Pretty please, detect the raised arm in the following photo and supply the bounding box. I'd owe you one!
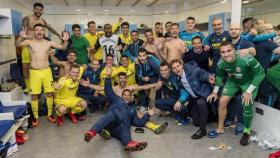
[129,83,157,92]
[50,31,69,50]
[42,19,60,38]
[15,28,31,47]
[49,49,65,67]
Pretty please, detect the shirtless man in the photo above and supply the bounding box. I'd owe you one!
[50,49,77,77]
[143,29,165,61]
[163,23,186,63]
[15,24,69,127]
[21,2,60,93]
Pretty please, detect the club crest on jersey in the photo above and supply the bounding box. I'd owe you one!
[222,88,227,94]
[236,67,241,72]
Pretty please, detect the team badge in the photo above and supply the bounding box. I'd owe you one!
[236,67,241,72]
[222,88,227,94]
[222,37,226,41]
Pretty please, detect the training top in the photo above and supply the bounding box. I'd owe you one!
[215,54,265,91]
[179,31,205,49]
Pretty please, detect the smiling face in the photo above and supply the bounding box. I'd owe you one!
[145,31,154,43]
[91,59,100,71]
[212,18,223,34]
[67,52,77,63]
[121,25,129,35]
[170,24,179,38]
[220,44,235,63]
[88,23,96,34]
[186,19,195,31]
[138,51,147,64]
[229,24,242,39]
[34,26,45,40]
[160,65,170,79]
[73,27,81,37]
[104,24,112,37]
[122,90,131,103]
[70,67,80,81]
[33,6,43,17]
[171,62,183,76]
[131,32,139,43]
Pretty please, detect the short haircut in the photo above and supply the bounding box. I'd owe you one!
[87,21,96,27]
[212,16,222,23]
[160,61,169,68]
[220,41,233,48]
[121,22,129,28]
[122,89,132,96]
[34,2,43,8]
[106,54,114,58]
[118,72,127,78]
[104,23,112,28]
[138,48,147,54]
[144,29,153,34]
[130,30,138,34]
[171,23,179,28]
[165,21,172,27]
[33,23,44,29]
[186,16,195,22]
[242,17,254,26]
[91,58,99,63]
[121,54,128,59]
[155,22,162,26]
[67,50,77,55]
[70,63,80,70]
[72,24,81,31]
[170,59,182,67]
[192,36,202,43]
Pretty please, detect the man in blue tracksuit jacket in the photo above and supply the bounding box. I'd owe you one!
[155,62,190,125]
[83,67,148,152]
[78,59,106,113]
[136,48,160,107]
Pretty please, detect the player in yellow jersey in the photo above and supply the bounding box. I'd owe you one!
[99,54,126,87]
[21,3,60,93]
[54,64,87,126]
[84,17,123,63]
[119,22,132,46]
[15,24,69,127]
[117,55,136,86]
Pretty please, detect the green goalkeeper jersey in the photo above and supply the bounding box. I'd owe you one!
[216,54,265,88]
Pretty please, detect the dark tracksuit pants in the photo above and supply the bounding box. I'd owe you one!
[138,76,160,107]
[79,93,106,112]
[155,97,188,120]
[91,111,131,146]
[190,97,208,131]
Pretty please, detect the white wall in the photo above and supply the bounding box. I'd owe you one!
[242,0,280,25]
[0,0,32,80]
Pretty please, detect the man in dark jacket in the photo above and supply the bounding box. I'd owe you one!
[171,59,215,139]
[136,48,160,107]
[83,66,147,152]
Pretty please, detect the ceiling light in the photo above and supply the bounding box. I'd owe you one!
[242,0,250,4]
[130,9,136,12]
[104,9,109,12]
[75,8,81,12]
[164,11,169,14]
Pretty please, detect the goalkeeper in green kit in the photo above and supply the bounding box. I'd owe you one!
[207,41,265,146]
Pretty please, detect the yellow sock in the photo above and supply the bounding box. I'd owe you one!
[46,96,54,116]
[145,121,161,132]
[24,79,30,92]
[31,100,39,119]
[71,106,83,114]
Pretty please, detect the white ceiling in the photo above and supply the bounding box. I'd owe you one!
[12,0,186,7]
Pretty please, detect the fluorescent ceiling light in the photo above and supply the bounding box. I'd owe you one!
[242,0,250,4]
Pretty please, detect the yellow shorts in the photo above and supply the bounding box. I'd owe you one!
[54,97,82,109]
[21,46,30,64]
[29,68,54,94]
